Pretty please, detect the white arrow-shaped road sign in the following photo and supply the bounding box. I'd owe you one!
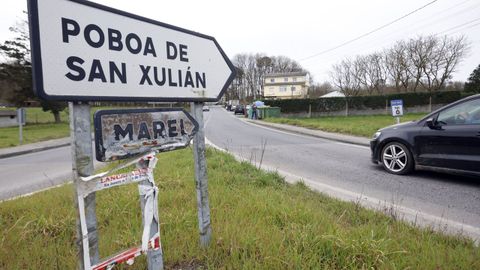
[28,0,236,102]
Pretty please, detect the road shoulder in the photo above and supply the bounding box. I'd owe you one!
[0,137,70,159]
[242,118,370,147]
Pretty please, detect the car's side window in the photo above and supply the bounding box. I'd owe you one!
[437,98,480,125]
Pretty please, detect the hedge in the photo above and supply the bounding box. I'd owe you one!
[263,91,470,113]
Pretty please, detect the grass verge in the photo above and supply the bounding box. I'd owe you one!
[0,123,70,148]
[0,107,69,148]
[0,106,130,148]
[1,148,478,269]
[0,107,69,124]
[264,113,426,137]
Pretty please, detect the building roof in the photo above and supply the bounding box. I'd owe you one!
[264,72,308,78]
[320,91,345,98]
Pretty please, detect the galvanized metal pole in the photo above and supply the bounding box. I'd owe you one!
[191,102,212,247]
[17,108,23,145]
[69,102,99,269]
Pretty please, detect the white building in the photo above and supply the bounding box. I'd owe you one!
[263,72,310,100]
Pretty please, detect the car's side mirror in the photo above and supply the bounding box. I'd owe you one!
[426,118,440,130]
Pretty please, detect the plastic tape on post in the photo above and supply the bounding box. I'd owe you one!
[78,152,161,270]
[139,152,160,252]
[91,232,160,270]
[139,184,159,251]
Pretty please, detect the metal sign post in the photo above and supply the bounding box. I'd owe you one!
[78,152,164,270]
[17,108,24,145]
[28,0,235,267]
[191,102,212,247]
[69,102,99,269]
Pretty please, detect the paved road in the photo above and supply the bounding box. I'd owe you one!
[1,106,479,240]
[0,143,101,200]
[204,106,480,240]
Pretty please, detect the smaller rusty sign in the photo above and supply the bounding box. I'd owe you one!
[94,108,198,162]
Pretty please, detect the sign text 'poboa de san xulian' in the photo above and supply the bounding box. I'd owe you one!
[62,18,207,90]
[29,0,235,101]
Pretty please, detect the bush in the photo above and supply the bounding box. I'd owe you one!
[263,91,468,113]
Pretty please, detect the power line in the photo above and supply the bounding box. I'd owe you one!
[299,0,439,62]
[309,0,478,63]
[437,17,480,35]
[401,0,479,37]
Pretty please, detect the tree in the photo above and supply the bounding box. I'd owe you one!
[331,35,469,96]
[0,13,66,123]
[464,64,480,93]
[419,35,469,94]
[0,15,35,106]
[330,59,361,115]
[385,41,411,92]
[308,82,332,98]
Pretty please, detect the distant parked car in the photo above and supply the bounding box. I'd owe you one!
[202,106,210,112]
[234,105,245,115]
[370,94,480,176]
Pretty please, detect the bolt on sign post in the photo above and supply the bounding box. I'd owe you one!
[391,99,404,124]
[27,0,235,268]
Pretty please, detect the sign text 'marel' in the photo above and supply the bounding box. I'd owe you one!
[94,108,199,162]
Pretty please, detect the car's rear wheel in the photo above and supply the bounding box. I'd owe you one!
[381,142,414,175]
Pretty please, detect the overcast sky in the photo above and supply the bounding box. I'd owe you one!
[1,0,479,84]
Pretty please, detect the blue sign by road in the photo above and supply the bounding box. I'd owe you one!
[390,99,403,106]
[390,99,404,117]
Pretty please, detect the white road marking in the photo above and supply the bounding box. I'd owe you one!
[0,182,71,203]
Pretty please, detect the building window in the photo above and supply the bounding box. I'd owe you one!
[293,77,297,82]
[284,77,288,82]
[270,78,274,83]
[291,86,296,91]
[279,86,287,92]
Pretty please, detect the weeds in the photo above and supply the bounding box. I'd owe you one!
[0,148,478,269]
[265,113,426,138]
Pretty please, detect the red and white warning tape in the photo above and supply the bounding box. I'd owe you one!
[77,151,162,269]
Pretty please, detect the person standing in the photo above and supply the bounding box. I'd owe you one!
[252,104,257,119]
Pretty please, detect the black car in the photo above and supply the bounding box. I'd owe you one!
[234,105,245,115]
[371,94,480,176]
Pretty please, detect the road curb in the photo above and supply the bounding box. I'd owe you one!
[0,142,71,159]
[243,119,371,147]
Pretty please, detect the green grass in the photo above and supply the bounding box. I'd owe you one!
[0,107,69,148]
[1,148,478,269]
[0,107,69,124]
[264,113,426,138]
[0,106,131,148]
[0,123,70,148]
